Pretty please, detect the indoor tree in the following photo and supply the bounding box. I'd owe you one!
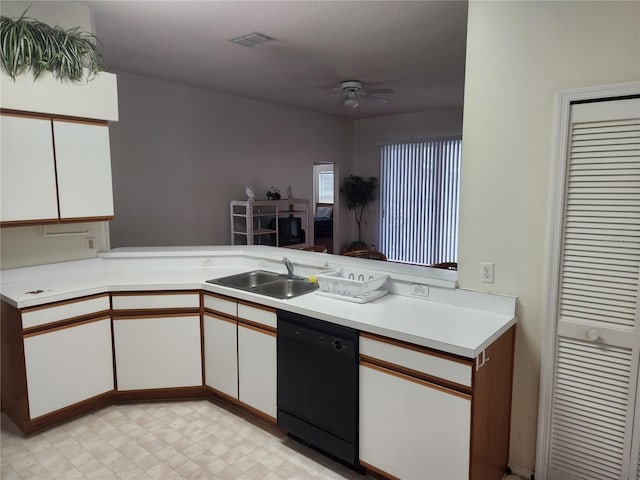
[341,175,379,249]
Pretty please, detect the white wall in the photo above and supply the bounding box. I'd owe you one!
[0,0,112,269]
[353,108,464,249]
[460,1,640,473]
[108,72,345,247]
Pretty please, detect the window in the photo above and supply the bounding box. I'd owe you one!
[318,171,334,204]
[379,138,461,266]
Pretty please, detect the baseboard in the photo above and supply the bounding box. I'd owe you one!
[508,463,534,479]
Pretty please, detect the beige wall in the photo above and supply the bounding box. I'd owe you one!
[108,72,346,247]
[459,1,640,472]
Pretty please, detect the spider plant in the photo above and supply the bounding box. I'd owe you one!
[0,9,105,82]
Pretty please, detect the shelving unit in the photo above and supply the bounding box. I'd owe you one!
[230,199,312,248]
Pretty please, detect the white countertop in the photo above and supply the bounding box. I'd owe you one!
[0,247,517,359]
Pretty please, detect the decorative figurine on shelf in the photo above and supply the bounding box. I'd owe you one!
[266,186,281,200]
[286,185,293,199]
[245,186,255,201]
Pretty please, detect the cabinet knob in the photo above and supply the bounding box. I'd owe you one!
[586,329,600,341]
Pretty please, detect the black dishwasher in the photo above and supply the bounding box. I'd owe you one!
[276,309,360,469]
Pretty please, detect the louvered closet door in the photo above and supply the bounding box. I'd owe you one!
[549,97,640,480]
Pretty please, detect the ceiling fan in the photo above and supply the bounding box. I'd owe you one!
[314,80,394,109]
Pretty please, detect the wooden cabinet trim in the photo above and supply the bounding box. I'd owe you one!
[238,319,277,336]
[360,460,401,480]
[22,293,108,314]
[111,290,200,298]
[237,299,276,314]
[203,291,237,303]
[23,314,110,338]
[360,359,471,401]
[1,109,109,125]
[112,312,200,321]
[203,310,237,324]
[360,331,473,366]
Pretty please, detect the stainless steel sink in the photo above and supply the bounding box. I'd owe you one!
[252,278,318,299]
[206,270,318,299]
[207,270,282,289]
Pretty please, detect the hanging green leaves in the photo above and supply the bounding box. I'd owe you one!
[0,10,105,82]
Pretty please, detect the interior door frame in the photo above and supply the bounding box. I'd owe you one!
[536,81,640,477]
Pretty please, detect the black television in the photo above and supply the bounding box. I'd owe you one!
[269,217,305,246]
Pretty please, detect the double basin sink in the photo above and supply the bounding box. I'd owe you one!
[207,270,318,299]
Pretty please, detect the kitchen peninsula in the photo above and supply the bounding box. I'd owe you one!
[1,246,517,480]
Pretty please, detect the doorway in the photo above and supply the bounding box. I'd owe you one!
[312,163,335,253]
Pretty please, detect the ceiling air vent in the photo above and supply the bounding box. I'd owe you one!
[229,32,273,47]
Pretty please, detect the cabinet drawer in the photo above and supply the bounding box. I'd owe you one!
[238,301,276,329]
[111,292,199,310]
[22,295,110,329]
[203,293,237,317]
[360,334,472,388]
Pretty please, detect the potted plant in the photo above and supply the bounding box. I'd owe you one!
[0,10,104,81]
[340,175,379,250]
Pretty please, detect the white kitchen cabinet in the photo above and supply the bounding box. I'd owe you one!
[359,363,471,480]
[113,315,202,390]
[0,113,115,225]
[238,322,277,419]
[203,313,238,399]
[0,115,58,222]
[23,318,114,418]
[359,329,514,480]
[53,120,113,219]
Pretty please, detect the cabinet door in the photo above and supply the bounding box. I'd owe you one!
[113,315,202,390]
[23,318,114,419]
[203,313,238,399]
[359,363,471,480]
[238,323,276,419]
[0,115,58,222]
[53,120,114,219]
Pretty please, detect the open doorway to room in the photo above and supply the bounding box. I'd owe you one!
[312,163,335,253]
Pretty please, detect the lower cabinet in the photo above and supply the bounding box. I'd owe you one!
[113,314,202,390]
[24,318,114,419]
[203,313,238,399]
[238,322,277,419]
[202,293,277,421]
[359,363,471,479]
[359,328,515,480]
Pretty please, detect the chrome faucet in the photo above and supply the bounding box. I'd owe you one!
[283,257,295,278]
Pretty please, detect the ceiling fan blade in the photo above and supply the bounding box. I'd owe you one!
[362,94,389,104]
[308,92,344,101]
[335,96,347,108]
[363,88,394,95]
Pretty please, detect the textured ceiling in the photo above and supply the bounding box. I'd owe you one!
[86,1,468,118]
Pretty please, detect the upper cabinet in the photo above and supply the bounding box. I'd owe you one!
[1,71,118,121]
[0,114,114,225]
[0,115,59,223]
[0,70,118,226]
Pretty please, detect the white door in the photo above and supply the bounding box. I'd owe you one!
[113,315,202,390]
[359,363,471,479]
[544,97,640,480]
[203,313,238,399]
[23,319,114,418]
[0,115,58,222]
[53,120,114,219]
[238,323,276,418]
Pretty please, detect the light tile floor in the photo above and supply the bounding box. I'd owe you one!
[1,399,370,480]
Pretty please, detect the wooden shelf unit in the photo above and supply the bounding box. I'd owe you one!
[230,199,312,248]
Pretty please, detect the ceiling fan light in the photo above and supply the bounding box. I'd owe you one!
[344,97,359,108]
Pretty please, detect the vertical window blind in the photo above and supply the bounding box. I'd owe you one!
[379,138,461,266]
